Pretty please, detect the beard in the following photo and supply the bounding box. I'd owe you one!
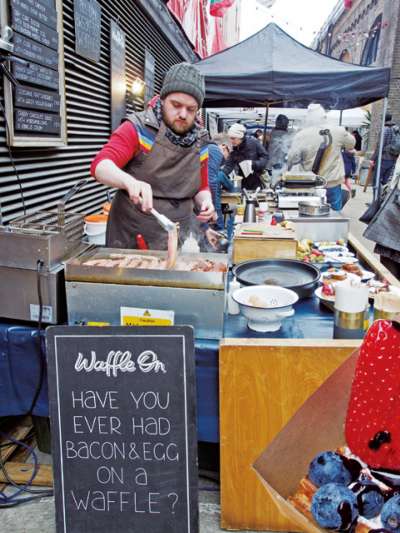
[162,109,195,135]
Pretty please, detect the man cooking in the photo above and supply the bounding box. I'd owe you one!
[222,123,268,190]
[91,62,215,250]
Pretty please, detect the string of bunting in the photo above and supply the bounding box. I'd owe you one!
[209,0,235,17]
[254,7,390,44]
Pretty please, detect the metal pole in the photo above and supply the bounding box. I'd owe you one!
[263,103,270,147]
[373,97,388,201]
[339,110,343,126]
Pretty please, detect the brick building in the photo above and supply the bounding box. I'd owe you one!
[313,0,400,150]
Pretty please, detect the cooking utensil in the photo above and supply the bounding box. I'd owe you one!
[149,207,176,232]
[298,200,330,217]
[232,259,321,299]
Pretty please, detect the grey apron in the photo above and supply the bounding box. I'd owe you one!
[106,120,202,250]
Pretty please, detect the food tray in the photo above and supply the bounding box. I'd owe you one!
[64,246,228,290]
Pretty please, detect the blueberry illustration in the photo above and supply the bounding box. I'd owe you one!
[308,451,353,487]
[382,495,400,532]
[311,483,358,530]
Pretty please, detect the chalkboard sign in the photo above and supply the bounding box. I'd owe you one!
[15,108,61,133]
[144,50,156,105]
[10,0,57,30]
[2,0,67,146]
[14,33,59,70]
[15,86,60,113]
[74,0,101,63]
[13,61,59,90]
[46,326,198,533]
[110,21,126,131]
[11,5,58,49]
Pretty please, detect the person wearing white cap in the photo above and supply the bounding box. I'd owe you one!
[222,123,268,190]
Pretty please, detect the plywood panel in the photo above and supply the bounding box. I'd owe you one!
[219,339,360,531]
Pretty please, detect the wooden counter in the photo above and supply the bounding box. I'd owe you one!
[219,339,360,532]
[219,234,399,531]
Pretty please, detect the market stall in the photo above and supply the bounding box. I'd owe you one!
[194,22,397,531]
[1,21,398,533]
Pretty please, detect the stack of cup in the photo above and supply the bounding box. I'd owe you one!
[374,290,400,321]
[334,280,369,339]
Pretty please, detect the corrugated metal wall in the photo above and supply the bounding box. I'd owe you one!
[0,0,185,224]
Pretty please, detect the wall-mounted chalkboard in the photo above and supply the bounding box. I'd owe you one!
[46,326,199,533]
[74,0,101,63]
[11,4,58,49]
[13,61,59,90]
[15,86,60,113]
[15,109,61,133]
[144,49,156,105]
[1,0,67,146]
[14,33,59,70]
[110,20,126,131]
[10,0,57,30]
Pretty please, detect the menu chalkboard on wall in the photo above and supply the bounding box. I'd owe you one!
[110,20,126,131]
[14,33,59,70]
[10,0,57,30]
[2,0,67,145]
[46,326,198,533]
[15,86,60,113]
[74,0,101,63]
[15,109,61,134]
[13,61,59,90]
[11,5,58,49]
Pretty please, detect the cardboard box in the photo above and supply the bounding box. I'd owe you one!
[232,223,297,263]
[253,350,359,533]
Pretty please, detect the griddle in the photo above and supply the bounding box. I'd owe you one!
[232,259,321,299]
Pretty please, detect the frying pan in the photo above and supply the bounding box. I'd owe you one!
[232,259,321,299]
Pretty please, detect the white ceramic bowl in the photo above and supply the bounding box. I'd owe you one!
[232,285,299,332]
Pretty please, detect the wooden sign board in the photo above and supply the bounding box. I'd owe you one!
[74,0,101,63]
[110,20,126,132]
[1,0,67,146]
[46,326,199,533]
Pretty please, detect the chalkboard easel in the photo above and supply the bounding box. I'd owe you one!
[46,326,199,533]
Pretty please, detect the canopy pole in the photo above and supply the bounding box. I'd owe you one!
[373,97,388,202]
[263,103,270,147]
[339,110,343,126]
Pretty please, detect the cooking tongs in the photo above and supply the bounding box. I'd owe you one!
[57,178,88,226]
[149,208,176,232]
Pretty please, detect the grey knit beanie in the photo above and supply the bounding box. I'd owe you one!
[160,62,205,107]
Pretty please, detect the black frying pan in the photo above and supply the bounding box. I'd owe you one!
[232,259,321,299]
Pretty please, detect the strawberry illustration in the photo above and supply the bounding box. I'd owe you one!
[345,320,400,471]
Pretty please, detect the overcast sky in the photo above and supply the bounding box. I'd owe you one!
[240,0,339,46]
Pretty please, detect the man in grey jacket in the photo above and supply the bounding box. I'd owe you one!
[287,104,355,211]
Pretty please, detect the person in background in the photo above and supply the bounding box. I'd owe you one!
[207,135,234,230]
[287,104,356,211]
[222,123,268,190]
[352,129,363,151]
[254,129,264,142]
[371,113,400,186]
[267,114,293,184]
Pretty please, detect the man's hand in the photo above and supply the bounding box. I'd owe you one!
[124,176,153,211]
[196,198,216,222]
[344,177,352,192]
[205,228,221,250]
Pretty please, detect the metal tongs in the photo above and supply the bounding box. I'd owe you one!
[149,208,176,232]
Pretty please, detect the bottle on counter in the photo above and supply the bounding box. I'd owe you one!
[228,278,241,315]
